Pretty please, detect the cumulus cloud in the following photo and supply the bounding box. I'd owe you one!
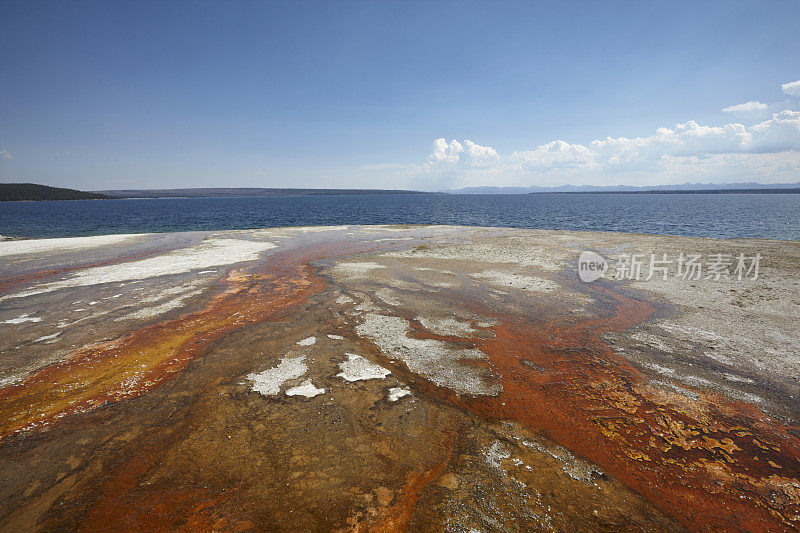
[512,140,591,169]
[409,111,800,189]
[516,111,800,167]
[782,79,800,97]
[0,149,12,159]
[395,78,800,189]
[722,101,768,114]
[427,138,499,167]
[749,110,800,152]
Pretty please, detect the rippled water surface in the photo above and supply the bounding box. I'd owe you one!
[1,193,798,240]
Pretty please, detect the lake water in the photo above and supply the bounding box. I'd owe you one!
[0,193,798,240]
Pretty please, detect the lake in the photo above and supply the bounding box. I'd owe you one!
[1,193,798,240]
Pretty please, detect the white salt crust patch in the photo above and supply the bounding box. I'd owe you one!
[337,353,391,381]
[640,362,676,377]
[387,387,411,402]
[285,379,326,398]
[375,288,401,306]
[327,334,344,340]
[355,313,502,396]
[470,270,558,292]
[331,262,387,278]
[0,375,24,387]
[704,351,734,365]
[247,355,308,396]
[720,387,764,405]
[1,238,276,301]
[57,305,119,330]
[723,373,754,384]
[34,332,60,343]
[413,267,455,275]
[418,317,476,337]
[335,295,354,304]
[520,437,605,483]
[630,332,675,353]
[485,441,511,469]
[139,280,204,304]
[354,300,382,313]
[3,314,42,324]
[297,336,316,346]
[117,290,203,321]
[0,233,148,257]
[281,225,350,233]
[386,242,568,271]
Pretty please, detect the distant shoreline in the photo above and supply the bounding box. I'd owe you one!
[529,188,800,195]
[4,182,800,202]
[97,188,800,197]
[93,187,431,199]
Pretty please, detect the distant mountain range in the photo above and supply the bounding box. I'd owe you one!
[448,182,800,194]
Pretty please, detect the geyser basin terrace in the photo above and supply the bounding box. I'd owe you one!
[1,225,798,531]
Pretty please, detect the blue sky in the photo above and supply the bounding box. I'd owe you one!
[1,0,799,191]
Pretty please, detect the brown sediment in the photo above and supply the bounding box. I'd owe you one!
[75,412,257,533]
[79,422,257,533]
[395,284,800,531]
[367,461,447,533]
[0,241,376,441]
[81,436,221,532]
[358,428,456,532]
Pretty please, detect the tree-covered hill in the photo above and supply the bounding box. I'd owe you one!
[0,183,114,201]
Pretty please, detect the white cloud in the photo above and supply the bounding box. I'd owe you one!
[512,140,592,169]
[407,111,800,189]
[750,110,800,152]
[427,138,499,167]
[518,111,800,165]
[391,79,800,189]
[404,138,500,183]
[722,101,768,114]
[0,149,12,159]
[781,79,800,97]
[428,138,463,164]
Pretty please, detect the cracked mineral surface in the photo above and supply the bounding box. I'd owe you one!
[1,225,798,531]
